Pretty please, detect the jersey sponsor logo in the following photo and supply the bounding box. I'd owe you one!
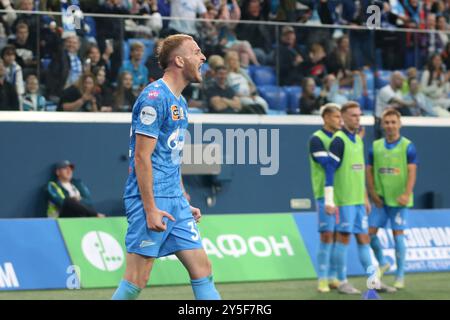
[378,167,401,175]
[148,90,159,99]
[351,164,364,171]
[140,106,157,125]
[171,105,185,121]
[167,128,185,151]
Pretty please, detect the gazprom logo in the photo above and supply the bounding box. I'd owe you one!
[167,128,185,151]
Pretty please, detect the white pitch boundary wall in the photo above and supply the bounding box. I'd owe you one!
[2,111,450,127]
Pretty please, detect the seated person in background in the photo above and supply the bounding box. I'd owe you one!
[205,65,242,113]
[203,54,225,89]
[59,73,99,112]
[113,71,137,112]
[119,41,149,94]
[376,71,416,117]
[0,58,19,110]
[405,77,449,117]
[22,74,46,111]
[146,39,164,83]
[224,51,268,113]
[84,44,113,85]
[299,77,326,115]
[401,67,418,94]
[46,160,105,218]
[420,53,450,111]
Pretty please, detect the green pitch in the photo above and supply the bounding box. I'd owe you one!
[1,273,449,300]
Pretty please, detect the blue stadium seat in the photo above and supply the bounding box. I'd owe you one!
[257,85,288,111]
[283,86,302,113]
[376,70,392,89]
[123,38,155,65]
[200,62,209,76]
[251,66,276,86]
[364,69,375,92]
[40,58,51,71]
[84,16,96,38]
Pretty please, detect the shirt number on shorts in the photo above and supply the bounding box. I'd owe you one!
[188,221,199,241]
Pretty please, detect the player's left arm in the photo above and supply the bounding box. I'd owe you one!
[397,143,418,206]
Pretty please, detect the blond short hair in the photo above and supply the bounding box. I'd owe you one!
[157,34,193,70]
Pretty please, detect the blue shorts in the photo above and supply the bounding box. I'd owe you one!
[369,205,408,230]
[336,205,368,234]
[317,199,336,233]
[124,196,203,258]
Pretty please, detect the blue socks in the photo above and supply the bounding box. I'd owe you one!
[334,242,348,282]
[395,234,406,279]
[191,275,221,300]
[329,243,338,280]
[317,242,333,280]
[358,243,374,272]
[112,279,141,300]
[370,234,387,266]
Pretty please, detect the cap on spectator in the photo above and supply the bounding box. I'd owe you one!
[282,26,295,35]
[55,160,75,170]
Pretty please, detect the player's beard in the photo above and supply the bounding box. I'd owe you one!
[184,61,202,83]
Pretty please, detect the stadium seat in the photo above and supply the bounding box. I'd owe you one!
[84,16,96,38]
[123,38,155,65]
[251,66,276,86]
[200,62,209,76]
[257,85,288,111]
[40,58,51,71]
[283,86,302,113]
[364,69,375,92]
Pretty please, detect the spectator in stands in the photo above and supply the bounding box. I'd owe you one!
[93,66,114,112]
[303,42,327,86]
[1,45,24,97]
[241,0,271,20]
[442,42,450,70]
[12,0,38,41]
[84,44,113,85]
[128,0,163,38]
[146,39,164,83]
[327,35,367,97]
[236,0,273,65]
[113,71,137,112]
[424,14,445,57]
[0,58,19,110]
[59,73,99,112]
[46,160,105,218]
[203,54,225,89]
[8,22,37,74]
[224,50,268,113]
[198,2,223,57]
[217,1,261,67]
[404,77,443,117]
[205,65,242,113]
[420,53,450,110]
[279,26,304,86]
[167,0,207,39]
[95,0,130,80]
[320,73,350,105]
[22,74,46,111]
[402,67,419,94]
[47,33,82,101]
[376,71,416,117]
[119,41,149,93]
[436,15,449,48]
[299,77,326,115]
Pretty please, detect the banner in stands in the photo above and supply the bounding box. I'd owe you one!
[294,210,450,276]
[58,214,316,288]
[0,219,73,291]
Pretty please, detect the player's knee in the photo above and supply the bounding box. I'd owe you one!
[393,230,404,237]
[369,227,378,235]
[320,232,334,243]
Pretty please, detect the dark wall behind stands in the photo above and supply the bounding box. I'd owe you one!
[0,120,448,218]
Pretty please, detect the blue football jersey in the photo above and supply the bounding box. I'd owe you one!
[124,79,189,199]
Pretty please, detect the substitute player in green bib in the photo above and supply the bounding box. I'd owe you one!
[308,103,342,293]
[367,108,418,290]
[326,102,395,294]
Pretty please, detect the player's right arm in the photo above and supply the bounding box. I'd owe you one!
[324,136,344,214]
[366,148,383,208]
[134,92,175,232]
[135,135,175,232]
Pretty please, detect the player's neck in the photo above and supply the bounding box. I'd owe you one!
[386,134,400,143]
[323,124,336,134]
[162,72,188,98]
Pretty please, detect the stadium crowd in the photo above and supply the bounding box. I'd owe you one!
[0,0,448,115]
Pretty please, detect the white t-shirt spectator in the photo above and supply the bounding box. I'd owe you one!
[375,84,403,117]
[169,0,207,36]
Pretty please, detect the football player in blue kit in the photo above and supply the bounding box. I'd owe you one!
[112,34,220,300]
